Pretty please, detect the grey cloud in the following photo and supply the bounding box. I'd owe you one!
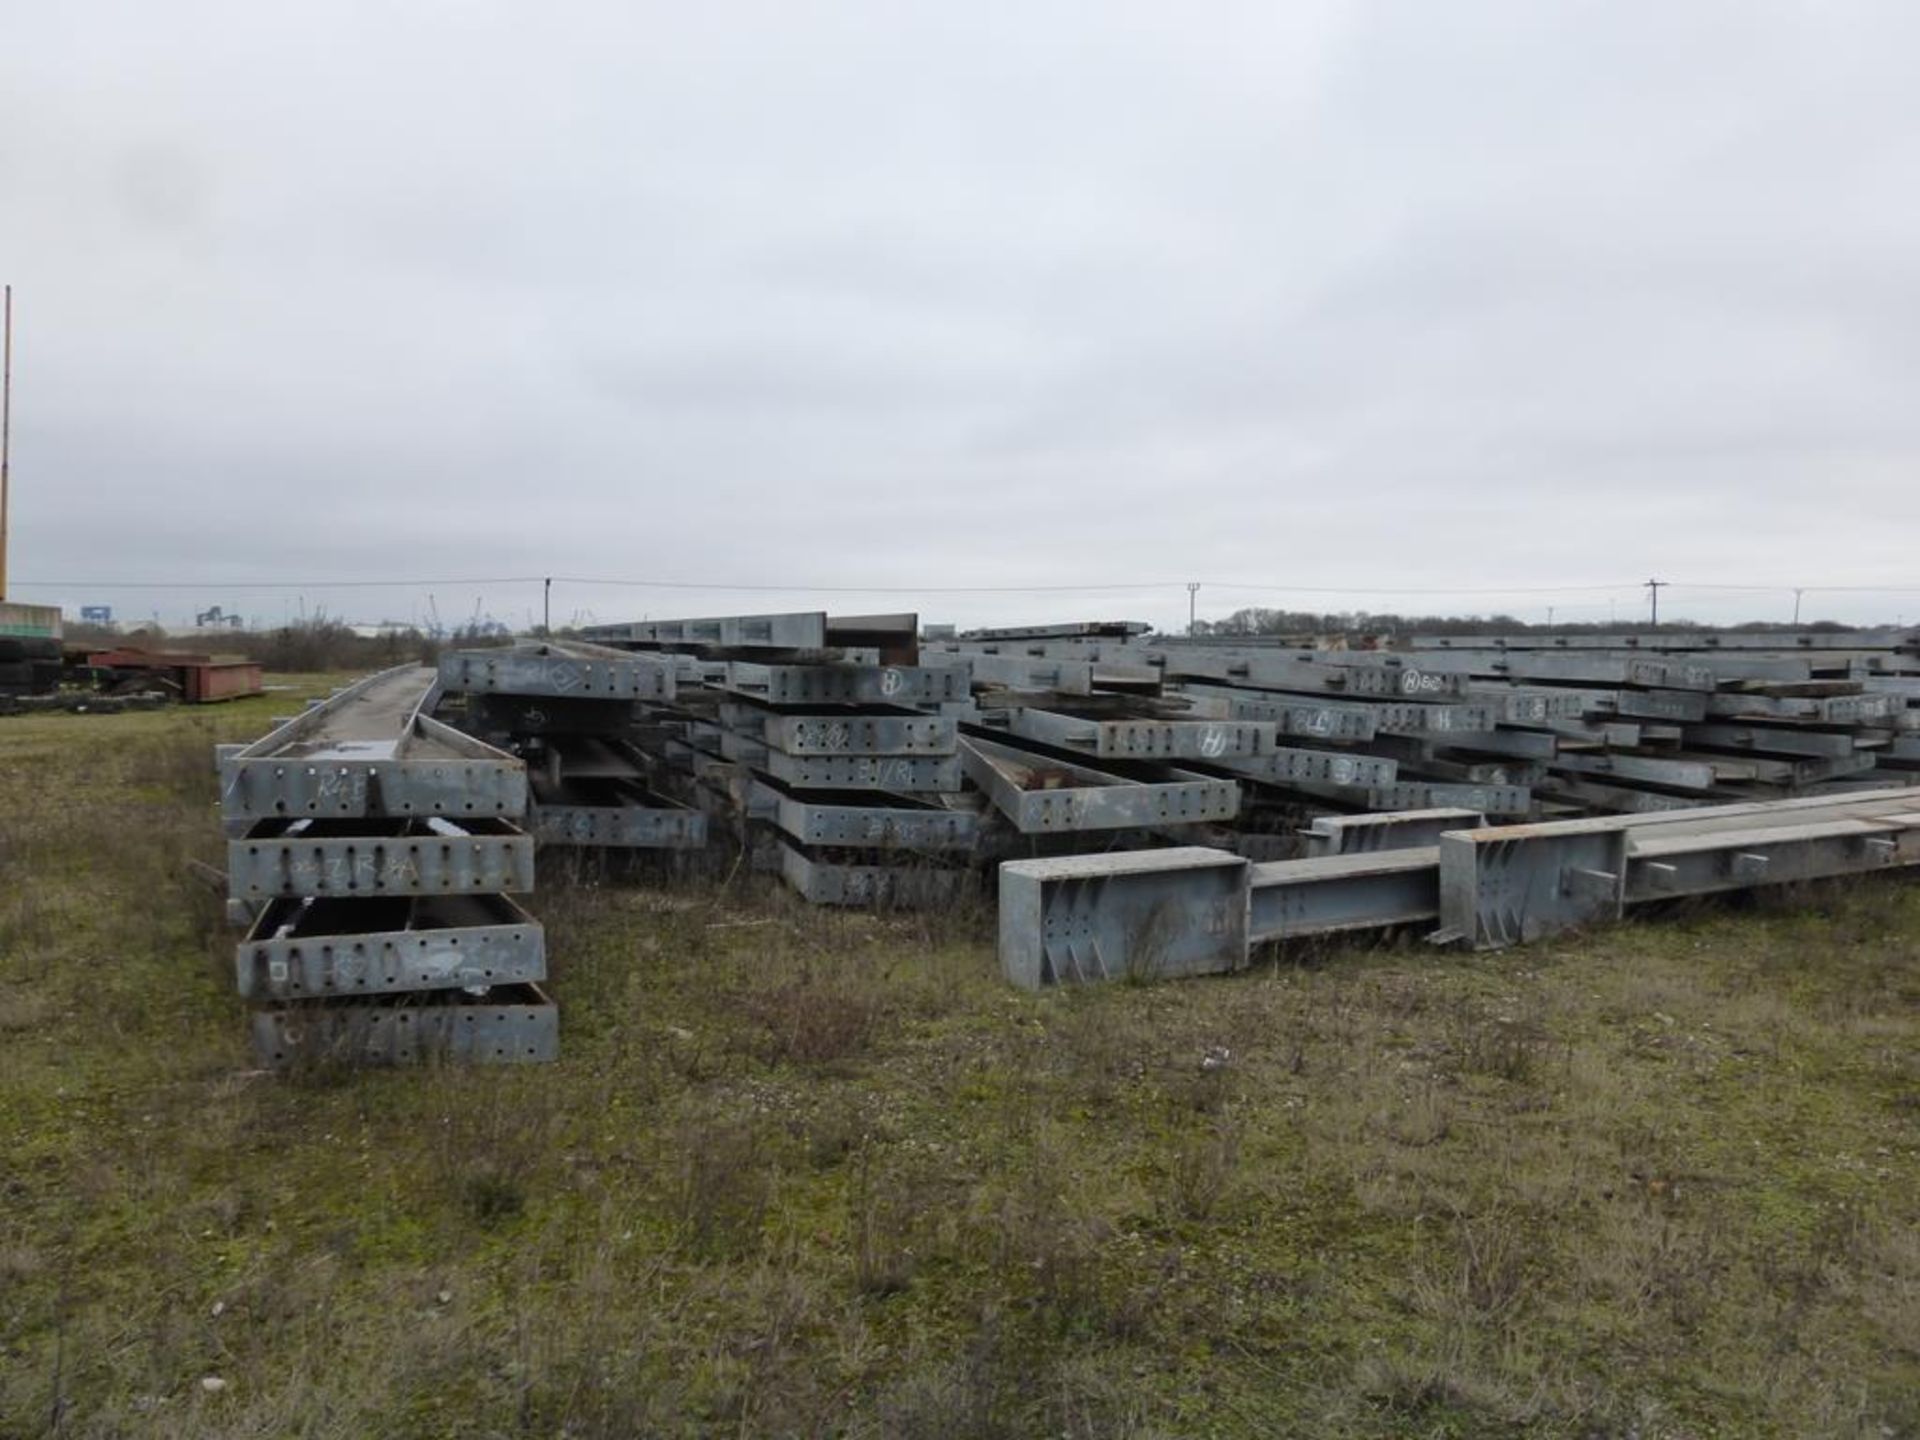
[3,1,1918,634]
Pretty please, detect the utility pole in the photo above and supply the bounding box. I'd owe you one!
[1546,605,1555,629]
[1792,588,1804,625]
[543,576,552,636]
[1187,581,1200,636]
[1645,577,1665,627]
[1,284,12,602]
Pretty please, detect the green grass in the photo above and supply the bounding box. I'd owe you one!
[2,683,1917,1437]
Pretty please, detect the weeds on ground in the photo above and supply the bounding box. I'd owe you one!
[1,694,1918,1436]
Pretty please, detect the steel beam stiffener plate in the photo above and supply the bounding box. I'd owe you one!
[237,894,545,999]
[229,817,536,900]
[249,984,558,1067]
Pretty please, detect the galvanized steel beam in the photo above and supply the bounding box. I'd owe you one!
[1301,807,1486,857]
[961,735,1240,834]
[439,641,675,701]
[229,817,535,900]
[237,894,544,999]
[249,984,558,1067]
[1436,787,1920,949]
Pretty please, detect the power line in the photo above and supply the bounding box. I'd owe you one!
[2,575,1694,597]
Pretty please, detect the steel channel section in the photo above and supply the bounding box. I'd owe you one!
[1429,729,1559,760]
[1533,688,1709,723]
[1007,707,1274,760]
[1501,654,1719,691]
[229,817,535,900]
[1205,747,1398,789]
[752,780,978,850]
[962,735,1240,834]
[1709,693,1895,724]
[952,653,1095,695]
[1373,701,1499,737]
[466,693,642,738]
[1664,750,1880,787]
[776,840,968,907]
[438,645,674,701]
[1290,778,1531,816]
[1685,723,1863,759]
[1438,787,1920,949]
[1247,849,1440,942]
[719,730,964,791]
[1176,683,1377,741]
[1535,776,1702,815]
[999,848,1251,988]
[1187,685,1497,737]
[249,984,558,1068]
[1472,689,1590,724]
[722,705,957,756]
[237,894,544,999]
[221,720,528,820]
[226,662,434,761]
[724,662,968,707]
[222,664,528,820]
[529,799,707,849]
[1547,752,1720,792]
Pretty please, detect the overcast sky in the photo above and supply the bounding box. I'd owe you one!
[5,1,1919,633]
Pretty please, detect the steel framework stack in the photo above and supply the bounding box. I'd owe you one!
[1000,786,1920,987]
[583,612,982,903]
[931,624,1920,833]
[579,611,1267,901]
[436,639,706,855]
[217,664,555,1065]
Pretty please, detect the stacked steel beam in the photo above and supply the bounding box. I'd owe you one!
[436,639,706,855]
[582,611,1263,898]
[1000,785,1920,986]
[1394,629,1920,811]
[928,632,1540,848]
[217,664,553,1065]
[931,625,1920,833]
[582,612,981,904]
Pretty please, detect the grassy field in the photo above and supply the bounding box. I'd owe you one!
[2,679,1917,1438]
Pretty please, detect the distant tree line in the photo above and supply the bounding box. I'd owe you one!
[61,615,524,672]
[1186,607,1870,639]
